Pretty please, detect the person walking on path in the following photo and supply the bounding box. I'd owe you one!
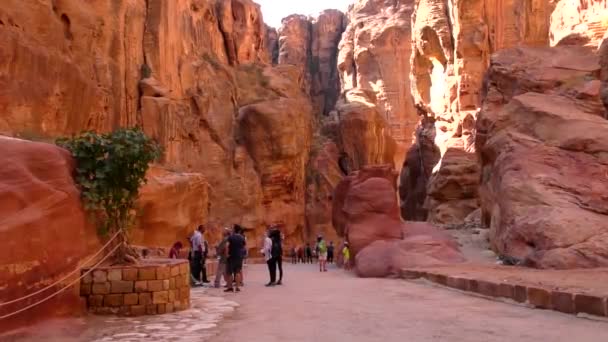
[297,245,305,263]
[225,227,246,293]
[291,246,297,264]
[189,226,204,285]
[342,242,351,270]
[305,243,313,264]
[327,241,335,264]
[214,229,230,288]
[262,229,277,286]
[270,228,283,285]
[317,235,328,272]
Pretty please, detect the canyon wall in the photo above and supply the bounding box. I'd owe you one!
[0,0,313,251]
[400,0,608,225]
[477,42,608,268]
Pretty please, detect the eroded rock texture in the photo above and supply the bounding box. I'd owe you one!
[337,0,417,168]
[477,44,608,269]
[400,0,607,224]
[0,0,312,249]
[331,165,465,278]
[0,137,101,332]
[277,10,345,115]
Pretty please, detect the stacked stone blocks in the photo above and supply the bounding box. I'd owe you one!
[80,260,190,316]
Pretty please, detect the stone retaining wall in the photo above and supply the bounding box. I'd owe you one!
[80,259,190,316]
[401,268,608,318]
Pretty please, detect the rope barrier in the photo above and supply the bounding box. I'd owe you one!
[0,242,122,320]
[0,230,122,307]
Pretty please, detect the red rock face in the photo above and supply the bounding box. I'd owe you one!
[0,137,101,332]
[477,44,608,269]
[332,165,465,277]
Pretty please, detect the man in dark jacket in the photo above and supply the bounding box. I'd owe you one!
[270,227,283,285]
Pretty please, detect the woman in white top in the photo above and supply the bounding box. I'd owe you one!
[261,229,276,286]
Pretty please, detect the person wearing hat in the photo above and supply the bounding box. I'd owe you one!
[317,235,328,272]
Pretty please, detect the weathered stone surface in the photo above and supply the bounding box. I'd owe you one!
[92,283,111,295]
[551,0,608,47]
[124,293,139,306]
[152,291,169,304]
[355,228,466,278]
[0,0,315,257]
[138,268,157,281]
[132,168,208,249]
[333,165,464,277]
[110,281,134,294]
[311,10,346,115]
[0,137,100,331]
[332,165,401,255]
[104,294,123,308]
[278,14,312,91]
[123,269,138,282]
[477,45,608,269]
[108,269,122,282]
[338,0,417,168]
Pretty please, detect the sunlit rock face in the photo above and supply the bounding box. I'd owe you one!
[337,0,417,169]
[400,0,607,225]
[0,0,313,248]
[477,44,608,269]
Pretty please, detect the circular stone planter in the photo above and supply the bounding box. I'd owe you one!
[80,258,190,316]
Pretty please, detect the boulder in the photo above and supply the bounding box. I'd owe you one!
[477,45,608,269]
[332,165,400,247]
[356,230,466,278]
[0,137,99,332]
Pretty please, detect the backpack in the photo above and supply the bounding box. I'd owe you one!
[271,238,281,258]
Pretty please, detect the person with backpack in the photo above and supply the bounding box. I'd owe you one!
[317,235,328,272]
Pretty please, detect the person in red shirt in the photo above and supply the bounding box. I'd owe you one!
[169,241,183,259]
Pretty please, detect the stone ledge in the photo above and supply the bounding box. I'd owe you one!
[400,267,608,318]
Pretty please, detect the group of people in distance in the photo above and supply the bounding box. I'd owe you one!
[168,224,353,292]
[290,239,351,271]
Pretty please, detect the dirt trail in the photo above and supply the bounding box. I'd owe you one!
[212,264,608,342]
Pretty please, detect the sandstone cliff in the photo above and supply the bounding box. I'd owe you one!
[477,43,608,269]
[337,0,417,169]
[400,0,608,225]
[0,0,312,250]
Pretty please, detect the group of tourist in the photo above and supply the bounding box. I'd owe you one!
[169,224,247,292]
[290,240,351,271]
[168,224,353,292]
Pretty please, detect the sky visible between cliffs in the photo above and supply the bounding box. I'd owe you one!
[256,0,352,28]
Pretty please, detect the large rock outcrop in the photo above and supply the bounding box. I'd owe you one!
[337,0,417,168]
[400,0,607,224]
[0,137,100,332]
[0,0,313,247]
[332,165,465,277]
[477,44,608,269]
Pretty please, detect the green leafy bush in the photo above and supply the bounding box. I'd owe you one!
[57,128,161,263]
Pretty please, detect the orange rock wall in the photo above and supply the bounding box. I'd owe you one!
[0,0,313,250]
